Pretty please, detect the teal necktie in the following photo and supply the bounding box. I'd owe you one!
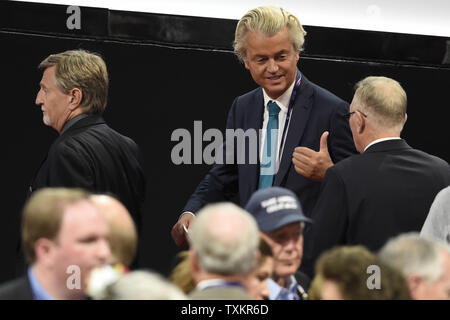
[258,101,281,189]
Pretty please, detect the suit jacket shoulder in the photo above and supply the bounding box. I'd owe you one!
[31,114,146,225]
[333,139,450,178]
[0,276,33,300]
[302,139,450,277]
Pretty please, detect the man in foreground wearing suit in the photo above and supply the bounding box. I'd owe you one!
[172,5,356,247]
[188,203,259,300]
[301,76,450,277]
[0,188,111,300]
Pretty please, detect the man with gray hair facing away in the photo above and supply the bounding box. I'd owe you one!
[188,203,259,300]
[379,233,450,300]
[301,76,450,278]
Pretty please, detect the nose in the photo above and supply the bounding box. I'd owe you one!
[267,59,279,73]
[96,238,111,264]
[35,89,43,106]
[283,238,297,252]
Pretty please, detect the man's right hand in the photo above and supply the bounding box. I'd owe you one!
[171,212,195,248]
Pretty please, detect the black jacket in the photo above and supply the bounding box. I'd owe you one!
[302,139,450,277]
[30,114,146,226]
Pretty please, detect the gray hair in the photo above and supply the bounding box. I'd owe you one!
[103,270,186,300]
[378,233,449,283]
[353,76,407,131]
[233,5,306,63]
[190,202,259,275]
[39,49,109,114]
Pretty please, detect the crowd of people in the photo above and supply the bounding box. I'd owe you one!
[0,185,448,300]
[0,5,449,300]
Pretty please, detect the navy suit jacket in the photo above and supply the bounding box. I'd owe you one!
[184,74,356,216]
[301,139,450,277]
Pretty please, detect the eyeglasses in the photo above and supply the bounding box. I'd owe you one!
[344,110,368,120]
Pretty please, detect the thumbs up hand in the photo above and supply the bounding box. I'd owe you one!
[292,131,333,181]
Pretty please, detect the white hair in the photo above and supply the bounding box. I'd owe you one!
[104,270,186,300]
[190,202,259,275]
[378,232,449,283]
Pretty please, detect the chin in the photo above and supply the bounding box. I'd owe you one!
[276,265,298,278]
[266,88,285,99]
[43,117,51,127]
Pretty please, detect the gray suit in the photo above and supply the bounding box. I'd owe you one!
[421,186,450,243]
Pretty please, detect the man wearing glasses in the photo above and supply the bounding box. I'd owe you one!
[301,76,450,278]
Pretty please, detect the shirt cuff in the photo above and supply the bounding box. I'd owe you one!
[178,211,195,221]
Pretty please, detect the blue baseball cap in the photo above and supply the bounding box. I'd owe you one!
[244,187,312,232]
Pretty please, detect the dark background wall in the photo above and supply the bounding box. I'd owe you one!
[0,1,449,283]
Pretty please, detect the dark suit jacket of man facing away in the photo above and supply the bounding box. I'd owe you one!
[0,275,33,300]
[184,74,357,216]
[301,139,450,277]
[30,114,146,228]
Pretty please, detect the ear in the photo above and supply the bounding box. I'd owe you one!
[406,274,422,298]
[403,113,408,125]
[189,249,200,273]
[244,59,250,70]
[189,249,201,284]
[295,51,300,63]
[34,238,55,265]
[67,88,83,111]
[357,112,366,135]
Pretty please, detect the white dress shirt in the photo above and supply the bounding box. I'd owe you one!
[260,80,296,172]
[364,137,401,152]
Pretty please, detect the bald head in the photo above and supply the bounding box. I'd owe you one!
[90,195,137,267]
[352,76,407,131]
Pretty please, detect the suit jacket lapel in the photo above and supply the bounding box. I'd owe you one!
[274,76,314,186]
[244,89,264,195]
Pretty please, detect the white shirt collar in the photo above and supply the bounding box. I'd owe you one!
[262,79,295,112]
[267,275,298,300]
[364,137,401,152]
